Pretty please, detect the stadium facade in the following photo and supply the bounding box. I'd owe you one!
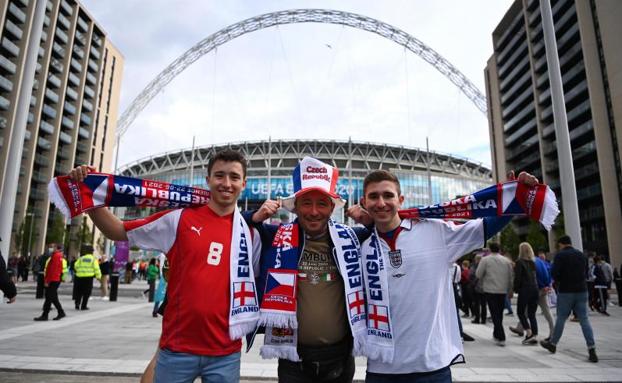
[119,139,493,220]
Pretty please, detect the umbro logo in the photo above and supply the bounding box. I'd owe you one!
[191,226,203,236]
[392,273,406,278]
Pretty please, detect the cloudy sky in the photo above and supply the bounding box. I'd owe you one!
[80,0,513,169]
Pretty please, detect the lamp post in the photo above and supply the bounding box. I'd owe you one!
[26,212,35,259]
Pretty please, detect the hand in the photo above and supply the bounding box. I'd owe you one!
[44,283,48,288]
[507,170,539,186]
[68,165,96,182]
[252,199,280,223]
[346,204,373,226]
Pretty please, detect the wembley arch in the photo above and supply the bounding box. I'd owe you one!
[116,8,488,139]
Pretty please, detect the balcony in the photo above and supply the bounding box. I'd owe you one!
[52,42,65,58]
[82,99,93,112]
[86,72,97,85]
[39,119,55,135]
[31,170,50,184]
[73,45,84,59]
[42,104,57,119]
[49,58,64,73]
[59,131,72,144]
[0,95,10,110]
[80,113,92,126]
[34,155,49,167]
[8,3,27,24]
[47,73,61,88]
[4,19,24,40]
[44,88,59,104]
[65,86,78,100]
[88,59,98,72]
[0,74,13,92]
[38,136,52,150]
[61,1,73,15]
[57,13,71,30]
[2,37,20,57]
[64,101,76,115]
[0,55,17,74]
[77,17,89,32]
[61,116,74,130]
[55,28,69,45]
[78,127,90,139]
[84,85,95,99]
[90,46,100,59]
[75,31,87,46]
[70,58,82,72]
[76,141,88,153]
[68,72,80,86]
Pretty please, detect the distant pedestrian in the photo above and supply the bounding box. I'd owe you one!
[144,258,158,302]
[34,244,67,321]
[540,235,598,363]
[0,237,17,303]
[73,245,101,310]
[470,254,487,324]
[591,255,613,315]
[513,242,539,345]
[476,243,513,346]
[152,260,168,317]
[99,255,110,299]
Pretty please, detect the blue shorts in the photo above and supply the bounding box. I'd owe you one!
[154,348,241,383]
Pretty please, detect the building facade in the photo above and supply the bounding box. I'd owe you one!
[0,0,123,257]
[485,0,622,266]
[119,139,493,220]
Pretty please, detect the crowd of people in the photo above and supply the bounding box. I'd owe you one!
[2,148,619,383]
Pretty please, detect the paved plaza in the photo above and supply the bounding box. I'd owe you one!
[0,279,620,382]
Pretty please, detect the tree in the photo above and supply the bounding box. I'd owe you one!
[499,223,520,260]
[526,220,548,253]
[46,209,66,246]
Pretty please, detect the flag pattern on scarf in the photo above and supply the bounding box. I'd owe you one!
[262,270,297,312]
[398,181,558,230]
[233,282,257,308]
[48,173,210,219]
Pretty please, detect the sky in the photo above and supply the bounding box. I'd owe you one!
[80,0,513,169]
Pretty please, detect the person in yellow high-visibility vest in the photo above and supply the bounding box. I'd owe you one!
[74,244,101,310]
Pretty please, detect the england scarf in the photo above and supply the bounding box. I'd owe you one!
[259,220,367,362]
[362,180,559,363]
[48,173,259,340]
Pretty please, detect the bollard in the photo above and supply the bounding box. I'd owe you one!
[109,272,120,302]
[36,271,45,299]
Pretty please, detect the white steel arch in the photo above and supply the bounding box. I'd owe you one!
[117,9,488,138]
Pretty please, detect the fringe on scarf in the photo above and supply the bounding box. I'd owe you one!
[260,345,300,361]
[258,312,298,329]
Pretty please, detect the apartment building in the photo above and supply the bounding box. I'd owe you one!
[0,0,123,257]
[485,0,621,266]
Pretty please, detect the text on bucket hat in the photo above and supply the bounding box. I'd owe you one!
[280,157,345,212]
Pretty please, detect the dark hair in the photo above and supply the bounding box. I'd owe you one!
[488,242,500,253]
[207,149,247,178]
[594,254,602,263]
[149,258,156,266]
[557,235,572,245]
[81,244,94,255]
[363,170,401,195]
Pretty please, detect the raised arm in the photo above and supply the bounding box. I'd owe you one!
[69,165,127,241]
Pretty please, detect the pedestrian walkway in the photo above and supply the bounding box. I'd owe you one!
[1,284,621,382]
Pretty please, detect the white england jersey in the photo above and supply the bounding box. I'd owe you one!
[366,218,484,374]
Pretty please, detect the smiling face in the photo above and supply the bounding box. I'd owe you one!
[206,160,246,215]
[294,190,334,237]
[362,180,404,232]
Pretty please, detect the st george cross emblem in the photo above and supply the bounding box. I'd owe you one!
[388,249,402,268]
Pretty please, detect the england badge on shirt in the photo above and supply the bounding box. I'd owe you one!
[388,249,402,268]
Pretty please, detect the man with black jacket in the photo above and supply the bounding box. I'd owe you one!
[0,238,17,303]
[540,235,598,363]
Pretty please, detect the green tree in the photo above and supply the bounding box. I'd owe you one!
[46,210,66,245]
[499,223,520,260]
[526,220,548,253]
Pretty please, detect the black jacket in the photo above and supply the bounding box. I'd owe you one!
[514,259,538,292]
[0,255,17,300]
[551,246,588,293]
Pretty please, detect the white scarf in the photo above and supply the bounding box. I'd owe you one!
[228,209,260,340]
[260,220,367,361]
[361,228,395,363]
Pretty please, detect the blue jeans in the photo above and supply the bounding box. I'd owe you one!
[155,349,240,383]
[550,291,595,348]
[366,366,451,383]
